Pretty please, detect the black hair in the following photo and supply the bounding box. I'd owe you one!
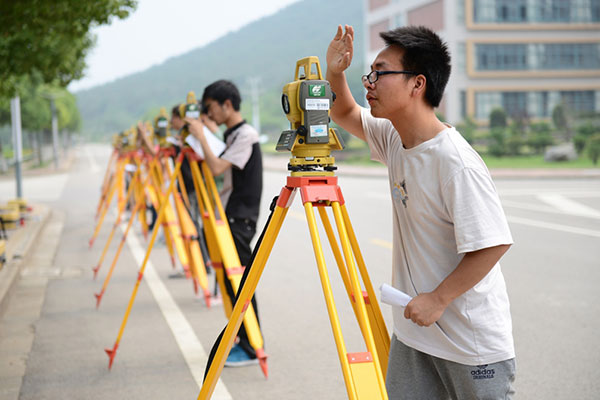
[201,80,241,111]
[379,26,451,108]
[171,104,181,118]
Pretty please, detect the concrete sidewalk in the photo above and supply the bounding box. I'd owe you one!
[0,204,52,315]
[262,154,600,179]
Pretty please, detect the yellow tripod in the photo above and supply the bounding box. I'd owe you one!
[199,56,389,399]
[181,147,267,376]
[198,173,390,399]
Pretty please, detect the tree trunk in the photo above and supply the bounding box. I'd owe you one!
[0,141,7,173]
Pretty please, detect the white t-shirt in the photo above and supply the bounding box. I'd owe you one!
[360,107,515,366]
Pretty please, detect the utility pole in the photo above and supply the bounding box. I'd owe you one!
[10,96,23,198]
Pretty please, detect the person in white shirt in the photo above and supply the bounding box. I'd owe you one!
[326,24,516,399]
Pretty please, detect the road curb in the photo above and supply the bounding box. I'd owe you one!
[0,204,52,316]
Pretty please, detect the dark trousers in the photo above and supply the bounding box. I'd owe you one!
[223,218,261,358]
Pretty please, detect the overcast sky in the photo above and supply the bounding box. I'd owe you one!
[69,0,299,92]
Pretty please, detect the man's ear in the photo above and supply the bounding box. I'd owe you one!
[412,75,426,96]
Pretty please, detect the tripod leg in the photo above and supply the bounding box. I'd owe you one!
[306,201,387,399]
[95,200,143,309]
[89,162,123,248]
[96,150,117,218]
[105,159,183,370]
[93,167,142,277]
[317,204,390,374]
[340,204,390,373]
[198,201,289,400]
[303,202,358,398]
[316,206,354,297]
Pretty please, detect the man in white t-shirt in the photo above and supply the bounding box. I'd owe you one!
[326,25,516,399]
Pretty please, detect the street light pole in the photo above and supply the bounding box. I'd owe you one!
[10,96,23,199]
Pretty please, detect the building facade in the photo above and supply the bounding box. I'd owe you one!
[363,0,600,124]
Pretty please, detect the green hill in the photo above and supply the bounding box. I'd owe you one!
[76,0,365,140]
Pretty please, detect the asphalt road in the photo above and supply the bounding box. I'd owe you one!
[1,143,599,399]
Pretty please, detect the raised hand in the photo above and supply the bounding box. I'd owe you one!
[326,25,354,74]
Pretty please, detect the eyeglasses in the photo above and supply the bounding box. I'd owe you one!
[361,70,420,85]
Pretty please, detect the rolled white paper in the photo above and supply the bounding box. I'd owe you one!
[380,283,413,308]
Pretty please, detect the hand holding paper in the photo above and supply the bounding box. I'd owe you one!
[380,283,412,308]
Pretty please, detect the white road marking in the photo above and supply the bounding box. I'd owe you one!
[499,189,600,197]
[503,199,600,220]
[536,194,600,219]
[370,238,392,249]
[123,228,232,399]
[507,216,600,238]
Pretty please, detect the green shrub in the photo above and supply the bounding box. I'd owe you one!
[586,134,600,165]
[488,127,506,157]
[455,116,476,144]
[528,121,554,154]
[573,134,588,154]
[506,135,524,156]
[490,108,507,129]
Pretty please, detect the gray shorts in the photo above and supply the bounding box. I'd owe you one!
[386,334,516,400]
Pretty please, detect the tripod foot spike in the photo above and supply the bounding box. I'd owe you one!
[88,238,95,249]
[94,291,104,309]
[204,289,211,308]
[255,348,268,378]
[170,256,176,269]
[92,265,100,279]
[105,343,118,370]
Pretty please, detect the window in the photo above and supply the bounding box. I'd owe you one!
[475,92,502,119]
[474,42,600,71]
[560,91,596,114]
[473,0,600,23]
[502,92,528,118]
[475,89,597,120]
[541,43,600,70]
[476,44,528,70]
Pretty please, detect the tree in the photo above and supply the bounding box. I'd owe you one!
[489,108,507,129]
[552,103,572,141]
[456,116,476,144]
[0,0,137,98]
[528,122,554,154]
[573,122,599,154]
[586,134,600,165]
[488,108,508,157]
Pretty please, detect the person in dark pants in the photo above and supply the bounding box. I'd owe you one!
[186,80,263,367]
